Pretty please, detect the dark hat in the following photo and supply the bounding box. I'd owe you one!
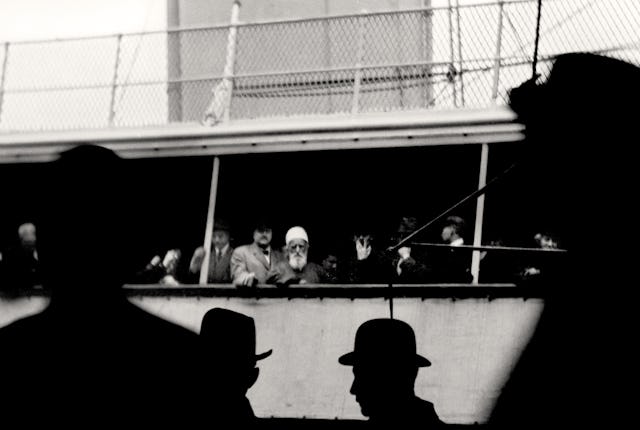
[397,216,418,235]
[339,319,431,367]
[213,219,230,233]
[253,217,274,232]
[509,53,640,125]
[200,308,272,364]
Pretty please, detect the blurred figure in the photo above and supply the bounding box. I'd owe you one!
[188,219,233,283]
[231,219,284,287]
[429,216,471,283]
[271,226,324,285]
[135,248,183,286]
[0,145,202,426]
[389,216,429,283]
[345,228,387,284]
[339,319,443,428]
[1,222,41,291]
[200,307,272,425]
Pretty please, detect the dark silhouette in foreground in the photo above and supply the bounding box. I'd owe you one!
[339,319,443,428]
[200,307,272,425]
[0,145,202,426]
[488,54,640,428]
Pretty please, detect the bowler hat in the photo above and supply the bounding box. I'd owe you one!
[339,318,431,367]
[200,308,272,364]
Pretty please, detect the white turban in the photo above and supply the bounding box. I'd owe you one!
[285,226,309,245]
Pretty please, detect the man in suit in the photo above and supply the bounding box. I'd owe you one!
[230,219,284,287]
[188,219,234,283]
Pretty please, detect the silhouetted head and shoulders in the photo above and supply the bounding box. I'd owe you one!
[339,318,443,428]
[488,54,640,428]
[0,144,200,425]
[200,307,272,425]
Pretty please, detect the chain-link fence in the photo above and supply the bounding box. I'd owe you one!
[0,0,638,132]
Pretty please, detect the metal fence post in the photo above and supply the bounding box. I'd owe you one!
[491,0,505,102]
[167,0,183,122]
[351,10,366,114]
[202,0,240,125]
[455,0,465,106]
[223,1,241,122]
[0,42,10,124]
[108,34,123,126]
[421,1,433,107]
[447,0,457,107]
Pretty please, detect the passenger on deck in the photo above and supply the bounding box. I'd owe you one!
[188,219,234,283]
[230,219,284,287]
[200,307,272,425]
[271,226,324,286]
[339,318,444,428]
[429,215,472,283]
[388,216,430,283]
[0,222,41,291]
[344,227,387,284]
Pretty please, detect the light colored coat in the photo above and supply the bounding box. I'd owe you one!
[230,243,284,286]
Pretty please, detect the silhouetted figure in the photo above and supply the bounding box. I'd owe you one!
[0,145,203,426]
[488,54,640,428]
[200,307,272,425]
[339,319,443,428]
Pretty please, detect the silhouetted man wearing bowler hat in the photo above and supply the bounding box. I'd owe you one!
[339,318,443,428]
[200,307,273,425]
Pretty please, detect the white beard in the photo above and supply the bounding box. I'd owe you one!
[288,253,307,271]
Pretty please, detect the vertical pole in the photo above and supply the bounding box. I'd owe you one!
[422,0,433,107]
[351,9,366,114]
[323,0,333,113]
[491,0,505,102]
[447,0,457,107]
[223,0,241,122]
[167,0,183,122]
[455,0,465,106]
[200,156,221,285]
[108,34,123,126]
[0,42,9,124]
[471,143,489,284]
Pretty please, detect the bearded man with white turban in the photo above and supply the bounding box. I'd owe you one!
[271,226,325,286]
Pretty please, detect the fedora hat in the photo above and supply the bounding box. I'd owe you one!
[339,318,430,367]
[200,308,272,364]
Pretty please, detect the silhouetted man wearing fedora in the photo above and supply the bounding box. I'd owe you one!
[200,307,272,425]
[339,318,443,428]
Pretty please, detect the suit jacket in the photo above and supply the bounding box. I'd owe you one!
[230,243,284,286]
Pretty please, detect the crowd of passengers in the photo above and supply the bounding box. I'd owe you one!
[0,217,561,291]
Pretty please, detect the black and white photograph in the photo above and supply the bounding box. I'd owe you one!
[1,0,638,428]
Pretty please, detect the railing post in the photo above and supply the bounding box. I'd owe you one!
[203,0,240,125]
[108,34,123,126]
[447,0,457,107]
[471,143,489,284]
[455,0,465,106]
[491,0,505,102]
[351,9,366,114]
[167,0,183,122]
[200,156,221,285]
[421,0,433,107]
[0,42,10,125]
